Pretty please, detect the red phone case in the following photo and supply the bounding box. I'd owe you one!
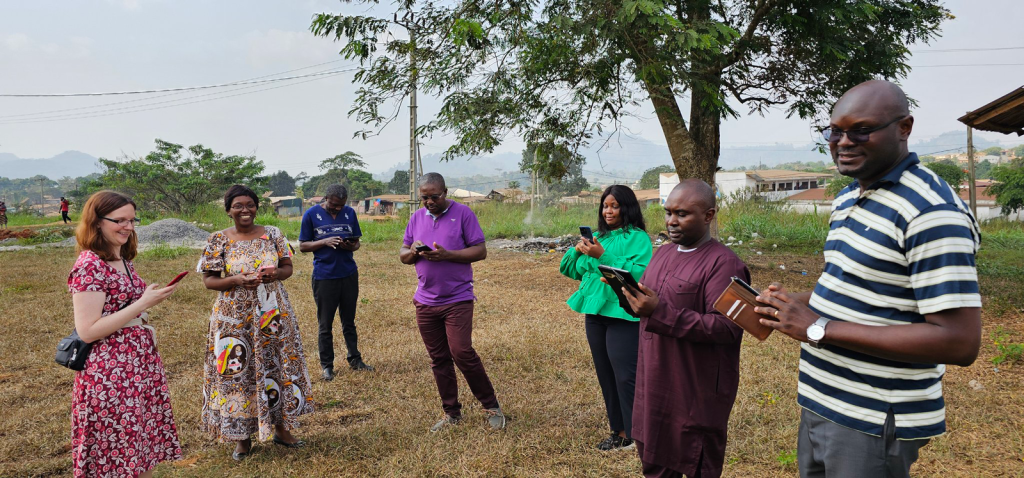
[167,271,189,286]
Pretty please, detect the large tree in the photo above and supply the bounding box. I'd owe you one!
[311,1,949,185]
[639,165,676,189]
[990,159,1024,215]
[267,170,297,196]
[91,139,265,213]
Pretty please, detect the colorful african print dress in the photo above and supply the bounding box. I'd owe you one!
[67,250,182,477]
[197,226,314,442]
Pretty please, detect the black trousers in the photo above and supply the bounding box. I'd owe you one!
[312,272,361,369]
[584,314,639,438]
[61,211,70,224]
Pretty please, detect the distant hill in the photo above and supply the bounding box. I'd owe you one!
[0,151,103,179]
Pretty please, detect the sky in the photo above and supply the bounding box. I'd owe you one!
[1,0,1023,178]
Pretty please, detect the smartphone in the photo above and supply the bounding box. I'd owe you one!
[579,226,594,243]
[731,276,761,297]
[415,244,433,252]
[343,235,361,243]
[167,271,189,286]
[258,264,277,277]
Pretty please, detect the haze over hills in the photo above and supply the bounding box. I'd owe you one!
[3,131,1018,185]
[0,151,103,179]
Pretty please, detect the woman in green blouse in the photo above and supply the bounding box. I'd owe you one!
[559,185,653,451]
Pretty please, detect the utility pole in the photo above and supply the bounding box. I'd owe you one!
[395,11,422,206]
[37,177,46,215]
[966,125,978,218]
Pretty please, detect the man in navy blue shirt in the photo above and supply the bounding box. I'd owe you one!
[299,184,374,380]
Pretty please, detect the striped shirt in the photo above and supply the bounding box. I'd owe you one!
[800,153,981,440]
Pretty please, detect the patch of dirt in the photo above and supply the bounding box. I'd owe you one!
[0,229,36,240]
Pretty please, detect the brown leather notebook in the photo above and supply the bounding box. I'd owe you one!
[712,277,776,341]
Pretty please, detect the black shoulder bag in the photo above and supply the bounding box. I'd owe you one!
[56,257,135,371]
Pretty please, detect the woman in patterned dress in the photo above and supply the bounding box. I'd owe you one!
[67,190,182,477]
[198,185,314,460]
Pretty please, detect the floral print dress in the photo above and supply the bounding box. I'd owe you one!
[197,226,314,442]
[67,250,182,477]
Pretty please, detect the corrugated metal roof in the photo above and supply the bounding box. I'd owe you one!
[958,86,1024,136]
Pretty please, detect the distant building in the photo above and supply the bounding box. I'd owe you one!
[269,196,303,216]
[486,188,525,202]
[786,179,1023,222]
[658,170,831,204]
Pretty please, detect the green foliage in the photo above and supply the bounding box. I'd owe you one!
[991,327,1023,366]
[975,159,993,180]
[267,170,296,196]
[923,161,966,192]
[302,151,384,199]
[1014,144,1024,158]
[982,146,1004,156]
[639,165,675,189]
[507,180,520,190]
[311,0,949,183]
[320,151,367,172]
[139,244,197,260]
[777,450,798,467]
[989,159,1024,215]
[389,169,410,195]
[89,139,266,214]
[521,143,589,197]
[825,173,855,199]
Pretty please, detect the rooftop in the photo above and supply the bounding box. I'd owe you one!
[958,85,1024,136]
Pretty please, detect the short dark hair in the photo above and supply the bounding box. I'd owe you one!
[418,172,446,190]
[597,185,646,236]
[325,184,348,201]
[223,185,260,212]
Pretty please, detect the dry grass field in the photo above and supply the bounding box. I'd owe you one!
[0,241,1022,477]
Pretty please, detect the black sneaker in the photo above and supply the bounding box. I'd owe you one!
[349,359,375,372]
[322,367,335,381]
[596,434,635,451]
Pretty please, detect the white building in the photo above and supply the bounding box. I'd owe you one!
[658,170,832,204]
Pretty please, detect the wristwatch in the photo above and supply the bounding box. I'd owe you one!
[806,317,830,349]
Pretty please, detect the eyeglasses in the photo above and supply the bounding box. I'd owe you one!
[102,217,141,227]
[822,116,907,144]
[420,194,444,201]
[230,203,258,210]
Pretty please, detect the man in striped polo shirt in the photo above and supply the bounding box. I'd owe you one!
[754,80,982,478]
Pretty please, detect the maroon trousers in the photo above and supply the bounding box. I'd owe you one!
[414,300,499,417]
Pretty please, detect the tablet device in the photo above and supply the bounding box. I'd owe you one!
[598,265,642,316]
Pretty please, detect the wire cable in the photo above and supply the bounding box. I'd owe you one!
[0,68,355,98]
[0,59,352,119]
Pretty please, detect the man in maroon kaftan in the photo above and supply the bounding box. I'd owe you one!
[623,179,750,478]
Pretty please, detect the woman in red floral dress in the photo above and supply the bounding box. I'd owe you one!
[67,191,182,477]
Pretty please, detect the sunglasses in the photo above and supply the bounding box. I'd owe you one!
[420,194,444,201]
[822,116,907,144]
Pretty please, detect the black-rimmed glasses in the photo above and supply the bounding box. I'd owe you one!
[822,116,907,144]
[102,217,141,227]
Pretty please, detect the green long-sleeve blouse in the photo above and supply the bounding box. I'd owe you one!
[558,226,653,321]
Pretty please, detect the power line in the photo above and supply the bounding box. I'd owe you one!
[910,63,1024,68]
[0,68,355,98]
[913,46,1024,53]
[0,69,354,125]
[0,59,351,120]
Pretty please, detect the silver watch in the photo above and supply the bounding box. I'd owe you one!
[807,317,830,349]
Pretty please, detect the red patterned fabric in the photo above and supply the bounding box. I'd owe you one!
[67,250,182,477]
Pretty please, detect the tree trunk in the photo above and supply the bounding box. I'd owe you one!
[642,78,719,186]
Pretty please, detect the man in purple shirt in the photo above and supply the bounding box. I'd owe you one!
[399,172,506,432]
